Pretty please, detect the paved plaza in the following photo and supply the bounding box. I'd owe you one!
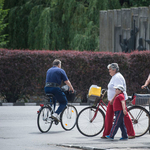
[0,105,150,150]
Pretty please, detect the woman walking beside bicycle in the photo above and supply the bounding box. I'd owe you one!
[101,63,135,139]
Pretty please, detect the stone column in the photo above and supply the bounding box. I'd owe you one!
[114,9,121,52]
[121,8,131,29]
[131,7,139,49]
[99,11,108,52]
[107,10,114,52]
[148,6,150,50]
[120,8,131,52]
[138,7,149,50]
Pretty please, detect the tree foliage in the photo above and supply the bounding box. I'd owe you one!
[4,0,121,51]
[3,0,150,51]
[0,0,9,47]
[119,0,150,7]
[129,0,150,7]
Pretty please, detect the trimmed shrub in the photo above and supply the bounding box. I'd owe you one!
[0,49,150,102]
[128,50,150,94]
[0,50,38,102]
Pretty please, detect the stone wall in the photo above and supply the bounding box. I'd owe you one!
[99,6,150,52]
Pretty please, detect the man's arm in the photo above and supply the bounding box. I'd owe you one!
[141,74,150,89]
[64,80,74,93]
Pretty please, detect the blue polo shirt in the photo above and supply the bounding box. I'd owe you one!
[45,66,68,85]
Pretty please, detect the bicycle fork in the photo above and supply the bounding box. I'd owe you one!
[90,103,101,123]
[37,104,59,124]
[128,108,144,124]
[90,100,107,123]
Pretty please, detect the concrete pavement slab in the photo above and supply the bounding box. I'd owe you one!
[0,106,150,150]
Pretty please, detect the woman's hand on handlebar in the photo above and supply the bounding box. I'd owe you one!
[141,86,150,92]
[141,85,146,89]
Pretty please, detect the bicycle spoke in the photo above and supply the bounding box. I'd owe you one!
[37,107,53,133]
[128,106,149,137]
[61,105,78,131]
[76,107,105,137]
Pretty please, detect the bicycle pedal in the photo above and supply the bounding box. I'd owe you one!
[54,120,59,125]
[47,117,53,122]
[49,117,59,123]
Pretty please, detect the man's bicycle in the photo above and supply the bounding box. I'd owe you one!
[76,88,150,137]
[37,86,78,133]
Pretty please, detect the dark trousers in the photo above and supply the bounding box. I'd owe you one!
[109,110,128,139]
[103,102,135,137]
[44,87,67,115]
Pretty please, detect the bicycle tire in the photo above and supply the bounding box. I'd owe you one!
[128,105,150,137]
[37,106,53,133]
[60,105,78,131]
[76,106,105,137]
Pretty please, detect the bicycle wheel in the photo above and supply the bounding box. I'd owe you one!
[37,106,53,133]
[60,105,78,131]
[76,106,105,137]
[128,105,150,137]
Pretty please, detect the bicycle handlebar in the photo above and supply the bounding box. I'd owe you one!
[144,86,150,92]
[100,89,107,99]
[127,86,150,102]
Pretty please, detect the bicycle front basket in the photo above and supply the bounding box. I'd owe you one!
[88,85,101,102]
[132,93,150,105]
[64,90,76,102]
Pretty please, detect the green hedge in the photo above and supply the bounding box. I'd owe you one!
[128,51,150,93]
[0,49,150,102]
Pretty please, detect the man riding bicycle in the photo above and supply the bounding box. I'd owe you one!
[44,59,74,121]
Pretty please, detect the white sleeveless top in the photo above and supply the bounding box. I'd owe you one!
[107,72,128,101]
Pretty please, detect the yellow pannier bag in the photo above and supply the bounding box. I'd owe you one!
[88,85,101,101]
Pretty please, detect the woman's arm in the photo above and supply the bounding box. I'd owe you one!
[141,74,150,89]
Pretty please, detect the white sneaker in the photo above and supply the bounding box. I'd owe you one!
[52,113,60,121]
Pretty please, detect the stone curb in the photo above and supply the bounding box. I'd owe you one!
[0,102,88,106]
[58,144,150,150]
[57,144,99,150]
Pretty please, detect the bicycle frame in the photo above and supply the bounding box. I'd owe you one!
[90,89,107,122]
[146,86,150,113]
[90,87,148,125]
[77,86,150,137]
[37,101,55,115]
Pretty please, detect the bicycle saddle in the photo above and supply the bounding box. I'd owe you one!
[46,93,54,97]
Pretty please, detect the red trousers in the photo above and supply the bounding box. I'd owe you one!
[102,101,135,137]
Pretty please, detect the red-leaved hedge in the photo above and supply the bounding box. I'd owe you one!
[0,49,149,102]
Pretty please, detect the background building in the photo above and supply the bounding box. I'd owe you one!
[99,6,150,52]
